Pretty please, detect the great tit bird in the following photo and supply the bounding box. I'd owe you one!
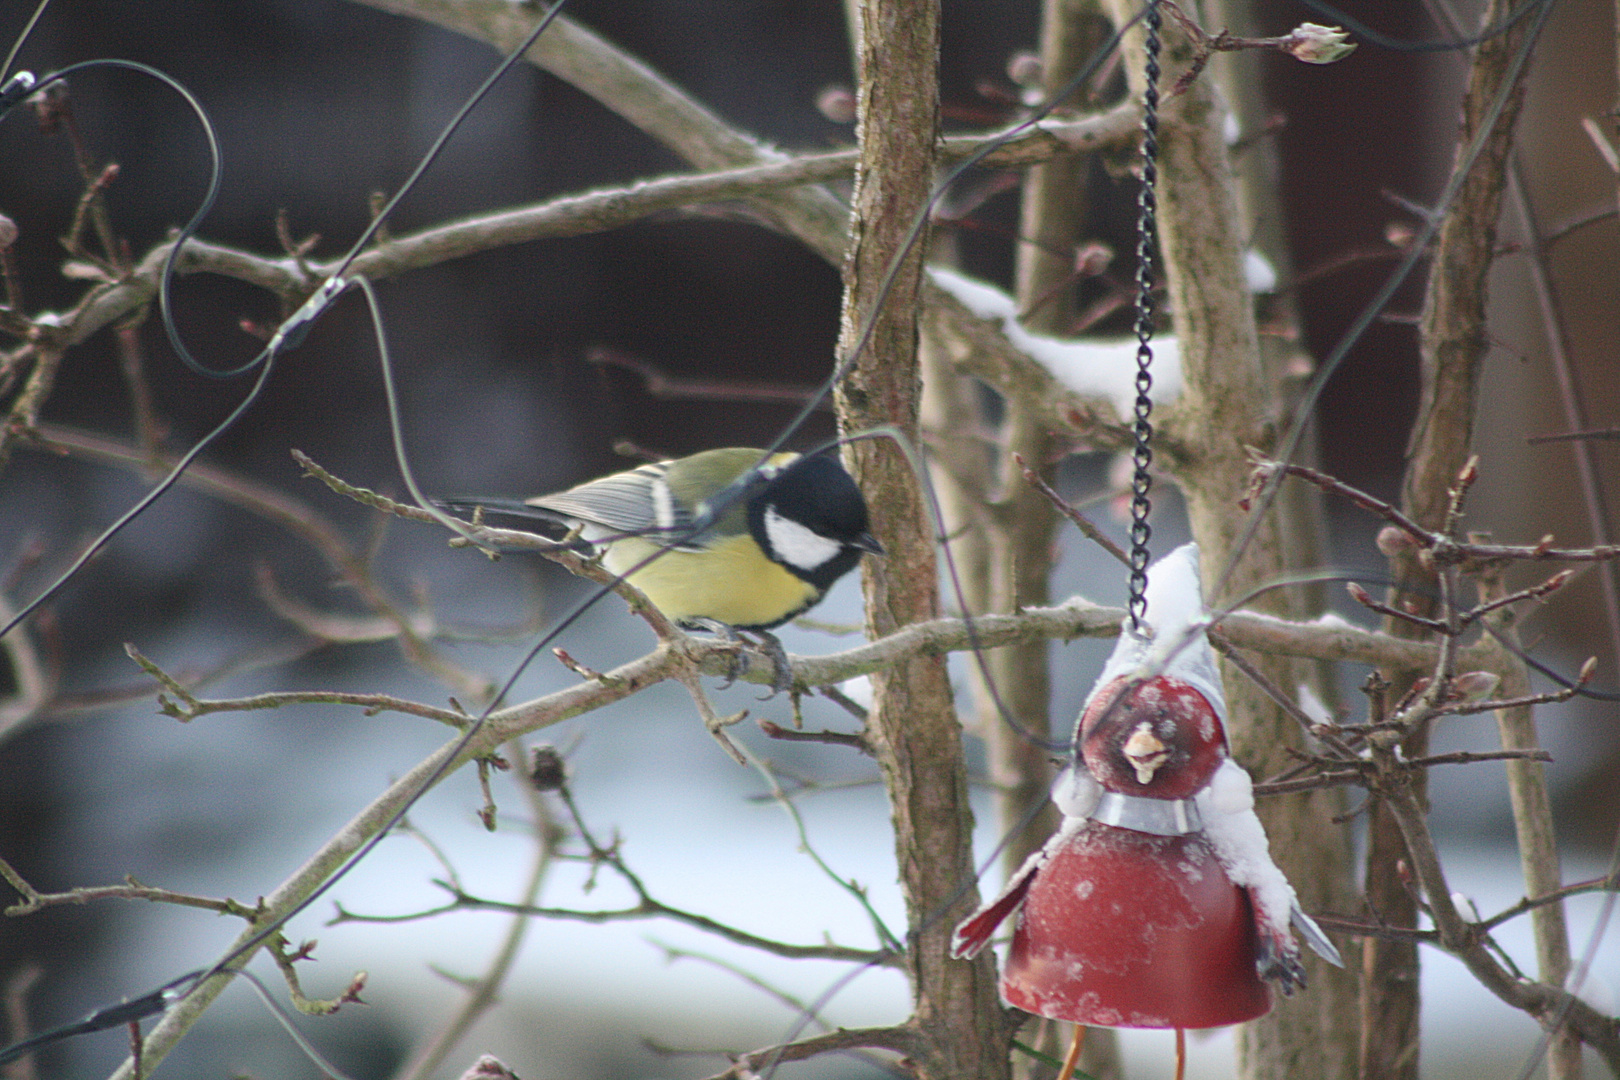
[445,448,882,683]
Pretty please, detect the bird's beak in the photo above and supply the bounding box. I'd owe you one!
[1122,724,1169,785]
[853,532,885,557]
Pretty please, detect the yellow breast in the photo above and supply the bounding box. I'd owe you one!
[601,533,822,630]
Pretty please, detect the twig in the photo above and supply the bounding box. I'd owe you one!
[1310,914,1439,945]
[265,936,366,1016]
[817,683,869,722]
[648,940,837,1033]
[1427,678,1586,719]
[1479,876,1620,933]
[757,718,871,755]
[1406,749,1551,767]
[1210,630,1359,759]
[124,644,474,729]
[588,347,826,407]
[1346,581,1449,633]
[26,426,490,699]
[671,645,749,764]
[0,589,50,742]
[1159,1,1355,97]
[1252,770,1368,797]
[1527,425,1620,444]
[1013,452,1130,567]
[2,863,254,919]
[695,1026,921,1080]
[417,794,893,967]
[1368,731,1620,1069]
[1249,455,1620,565]
[742,751,902,953]
[393,739,559,1080]
[1458,569,1572,627]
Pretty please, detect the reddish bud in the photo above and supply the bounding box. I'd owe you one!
[1073,242,1114,277]
[341,972,369,1005]
[1007,51,1043,88]
[815,85,856,124]
[1449,671,1500,702]
[1376,526,1415,557]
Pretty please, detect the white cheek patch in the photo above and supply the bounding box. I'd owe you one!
[763,506,843,571]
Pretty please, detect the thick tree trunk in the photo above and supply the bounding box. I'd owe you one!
[835,2,1015,1076]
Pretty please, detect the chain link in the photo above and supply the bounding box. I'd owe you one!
[1127,0,1161,632]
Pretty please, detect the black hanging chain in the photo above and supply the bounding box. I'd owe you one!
[1127,0,1161,633]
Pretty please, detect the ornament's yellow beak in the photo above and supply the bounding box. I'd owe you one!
[1122,723,1169,785]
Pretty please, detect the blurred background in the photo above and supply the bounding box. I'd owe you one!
[0,1,1616,1077]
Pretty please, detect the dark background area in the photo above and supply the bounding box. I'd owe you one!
[0,2,1615,1078]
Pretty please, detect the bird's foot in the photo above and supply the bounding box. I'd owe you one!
[684,619,748,688]
[1254,926,1307,996]
[746,629,794,697]
[682,621,793,694]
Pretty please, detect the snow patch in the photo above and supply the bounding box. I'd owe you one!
[928,266,1183,417]
[1195,759,1295,941]
[1052,762,1101,819]
[1091,544,1224,714]
[1244,250,1277,293]
[1294,681,1332,726]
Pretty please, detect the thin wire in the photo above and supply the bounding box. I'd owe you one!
[236,970,364,1080]
[421,6,1160,762]
[0,0,50,85]
[0,5,575,1069]
[0,1,567,643]
[0,59,229,643]
[1210,0,1560,611]
[1295,0,1550,53]
[1126,0,1160,633]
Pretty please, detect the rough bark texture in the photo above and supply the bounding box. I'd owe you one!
[834,2,1015,1077]
[1097,3,1360,1078]
[1369,1,1544,1076]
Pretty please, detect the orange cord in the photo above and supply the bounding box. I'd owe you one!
[1058,1024,1087,1080]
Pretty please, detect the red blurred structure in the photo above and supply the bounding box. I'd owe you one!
[953,544,1341,1073]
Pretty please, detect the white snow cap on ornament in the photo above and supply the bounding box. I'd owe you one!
[1090,542,1224,713]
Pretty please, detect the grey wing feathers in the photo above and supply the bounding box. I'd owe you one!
[527,462,685,538]
[1291,904,1344,967]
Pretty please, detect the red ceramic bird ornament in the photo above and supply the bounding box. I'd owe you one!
[953,543,1341,1063]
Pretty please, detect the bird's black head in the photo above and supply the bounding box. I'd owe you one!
[747,454,883,589]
